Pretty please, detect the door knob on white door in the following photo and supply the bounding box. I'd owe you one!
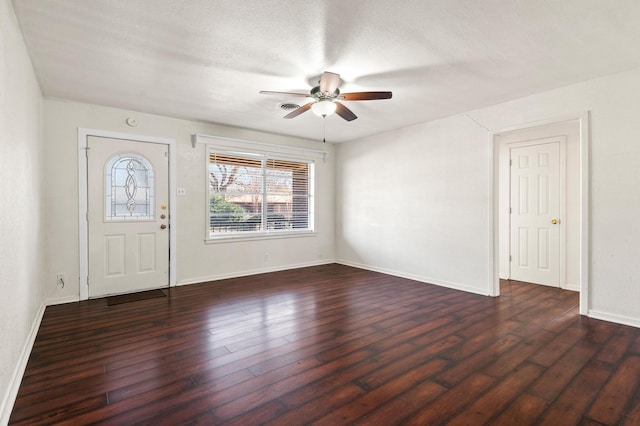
[551,219,558,225]
[160,224,167,229]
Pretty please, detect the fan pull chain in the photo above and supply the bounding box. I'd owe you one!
[322,116,327,143]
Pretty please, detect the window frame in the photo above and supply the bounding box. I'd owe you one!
[205,145,316,243]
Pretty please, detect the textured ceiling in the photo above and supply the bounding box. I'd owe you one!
[11,0,640,143]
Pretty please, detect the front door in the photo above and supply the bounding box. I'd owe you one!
[510,141,560,286]
[87,136,169,297]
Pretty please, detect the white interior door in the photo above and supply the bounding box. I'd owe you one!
[510,141,560,286]
[87,136,169,297]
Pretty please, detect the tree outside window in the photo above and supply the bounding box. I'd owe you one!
[208,152,313,236]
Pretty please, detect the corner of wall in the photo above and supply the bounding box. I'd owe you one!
[0,302,46,425]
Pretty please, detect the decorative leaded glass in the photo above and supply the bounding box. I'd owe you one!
[105,153,154,221]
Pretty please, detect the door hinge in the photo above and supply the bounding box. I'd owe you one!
[509,159,512,166]
[509,255,512,262]
[509,207,512,214]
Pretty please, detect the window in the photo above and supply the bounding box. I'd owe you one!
[105,153,154,221]
[208,150,314,237]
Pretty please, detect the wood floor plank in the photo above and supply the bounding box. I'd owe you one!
[403,372,497,425]
[352,380,445,425]
[9,264,640,425]
[482,329,556,378]
[9,395,107,426]
[621,385,640,426]
[309,358,449,425]
[490,392,549,426]
[214,336,420,420]
[596,330,633,365]
[528,324,589,367]
[281,342,419,409]
[446,320,522,361]
[436,333,521,387]
[529,341,599,401]
[265,382,367,426]
[537,363,611,425]
[446,362,544,425]
[586,355,640,425]
[354,335,462,390]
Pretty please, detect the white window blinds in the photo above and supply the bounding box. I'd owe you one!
[209,151,313,236]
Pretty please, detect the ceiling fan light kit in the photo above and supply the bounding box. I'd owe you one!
[260,71,392,123]
[311,99,337,117]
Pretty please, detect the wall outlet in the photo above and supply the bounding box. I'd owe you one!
[264,253,270,261]
[177,187,186,196]
[56,273,65,288]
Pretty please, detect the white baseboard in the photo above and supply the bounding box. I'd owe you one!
[564,283,580,292]
[46,295,80,306]
[588,309,640,329]
[176,259,335,287]
[0,302,46,426]
[335,259,491,296]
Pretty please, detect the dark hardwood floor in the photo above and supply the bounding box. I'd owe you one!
[9,264,640,425]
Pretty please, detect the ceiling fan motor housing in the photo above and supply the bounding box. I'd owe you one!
[311,86,340,99]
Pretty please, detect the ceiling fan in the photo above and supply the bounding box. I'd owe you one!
[259,71,392,121]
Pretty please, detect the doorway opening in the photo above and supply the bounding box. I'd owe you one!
[492,114,589,315]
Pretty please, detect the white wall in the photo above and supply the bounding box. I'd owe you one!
[336,66,640,327]
[0,0,45,423]
[43,99,335,303]
[336,116,492,295]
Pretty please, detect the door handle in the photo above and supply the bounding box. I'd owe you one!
[160,224,167,230]
[551,219,558,225]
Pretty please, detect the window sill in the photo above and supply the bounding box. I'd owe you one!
[205,230,317,244]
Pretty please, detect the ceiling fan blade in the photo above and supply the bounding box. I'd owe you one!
[319,71,341,95]
[259,90,311,98]
[283,102,313,119]
[334,102,357,121]
[339,91,393,101]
